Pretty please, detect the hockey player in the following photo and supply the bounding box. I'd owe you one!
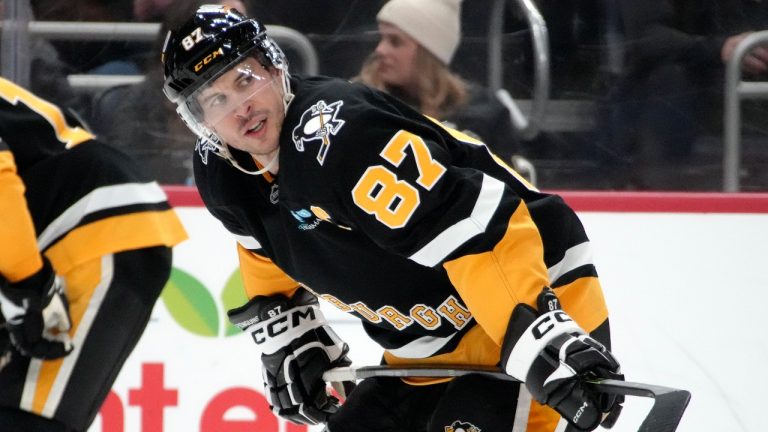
[161,6,623,431]
[0,77,188,431]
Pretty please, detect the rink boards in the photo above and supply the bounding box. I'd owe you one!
[86,189,768,432]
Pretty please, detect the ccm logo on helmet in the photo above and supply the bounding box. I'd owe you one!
[194,47,225,72]
[251,307,317,344]
[532,311,572,339]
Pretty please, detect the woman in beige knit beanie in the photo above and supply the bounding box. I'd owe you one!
[356,0,523,164]
[357,0,464,119]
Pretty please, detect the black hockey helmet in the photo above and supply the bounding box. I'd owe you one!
[161,5,288,104]
[160,5,292,174]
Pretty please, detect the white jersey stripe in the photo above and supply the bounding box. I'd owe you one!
[385,331,460,359]
[409,174,505,267]
[511,386,533,431]
[554,418,571,432]
[547,241,594,285]
[37,182,168,250]
[232,233,262,250]
[19,360,41,412]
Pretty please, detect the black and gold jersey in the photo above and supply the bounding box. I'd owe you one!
[0,78,187,281]
[195,75,608,368]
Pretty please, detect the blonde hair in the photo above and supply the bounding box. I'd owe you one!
[355,46,467,119]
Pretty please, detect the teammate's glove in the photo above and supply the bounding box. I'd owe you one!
[0,314,11,373]
[228,288,353,425]
[0,258,73,359]
[502,288,623,431]
[0,312,10,354]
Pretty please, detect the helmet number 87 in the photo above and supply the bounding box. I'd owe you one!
[182,27,205,50]
[352,130,446,229]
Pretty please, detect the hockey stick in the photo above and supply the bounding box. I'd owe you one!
[323,365,691,432]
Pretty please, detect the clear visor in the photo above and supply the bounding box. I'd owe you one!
[177,63,277,134]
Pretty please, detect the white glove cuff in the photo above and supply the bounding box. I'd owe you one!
[504,310,585,380]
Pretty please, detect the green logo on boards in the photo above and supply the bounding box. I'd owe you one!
[160,268,248,337]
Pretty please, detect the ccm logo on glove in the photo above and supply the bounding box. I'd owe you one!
[249,306,322,353]
[531,311,572,339]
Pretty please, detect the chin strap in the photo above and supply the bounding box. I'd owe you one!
[280,69,295,113]
[220,143,279,176]
[248,149,279,175]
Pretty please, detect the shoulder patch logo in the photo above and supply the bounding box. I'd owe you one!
[310,205,352,230]
[290,208,321,231]
[195,137,219,165]
[291,100,345,166]
[445,421,481,432]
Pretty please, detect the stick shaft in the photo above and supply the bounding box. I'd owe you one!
[323,365,691,432]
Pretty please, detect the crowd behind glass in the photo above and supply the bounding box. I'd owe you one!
[3,0,767,191]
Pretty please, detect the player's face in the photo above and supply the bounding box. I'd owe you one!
[374,22,419,88]
[197,57,285,158]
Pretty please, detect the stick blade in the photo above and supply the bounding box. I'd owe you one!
[589,379,691,432]
[638,389,691,432]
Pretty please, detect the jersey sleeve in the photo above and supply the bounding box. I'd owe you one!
[0,77,187,276]
[206,203,300,300]
[326,89,603,346]
[0,143,43,282]
[237,244,300,299]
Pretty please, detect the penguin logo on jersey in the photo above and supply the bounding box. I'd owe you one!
[445,421,481,432]
[291,100,345,166]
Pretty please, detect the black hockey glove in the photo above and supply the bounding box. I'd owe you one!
[228,288,353,425]
[0,258,73,359]
[0,312,10,356]
[502,288,623,431]
[0,314,10,373]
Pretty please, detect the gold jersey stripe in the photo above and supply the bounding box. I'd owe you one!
[0,78,94,148]
[443,202,550,346]
[527,400,562,432]
[552,277,608,333]
[45,210,187,274]
[383,324,501,385]
[0,150,43,282]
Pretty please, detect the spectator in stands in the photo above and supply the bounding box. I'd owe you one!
[92,0,249,184]
[355,0,528,172]
[31,0,142,75]
[598,0,768,189]
[0,1,92,119]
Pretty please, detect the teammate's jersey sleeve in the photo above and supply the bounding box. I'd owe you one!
[0,77,188,276]
[0,142,43,282]
[321,86,596,346]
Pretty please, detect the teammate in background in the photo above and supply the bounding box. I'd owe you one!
[0,77,187,431]
[355,0,530,176]
[162,6,623,432]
